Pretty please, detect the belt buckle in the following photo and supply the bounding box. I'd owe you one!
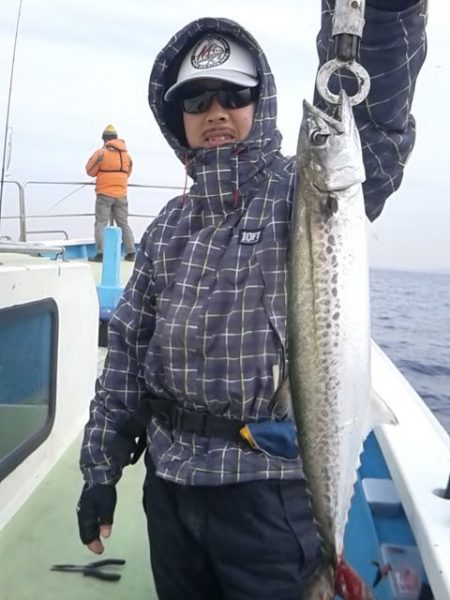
[174,407,208,436]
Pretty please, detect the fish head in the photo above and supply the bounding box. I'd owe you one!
[298,90,366,195]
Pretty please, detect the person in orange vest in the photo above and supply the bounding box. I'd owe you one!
[85,125,136,262]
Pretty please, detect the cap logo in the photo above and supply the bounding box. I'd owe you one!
[191,35,230,71]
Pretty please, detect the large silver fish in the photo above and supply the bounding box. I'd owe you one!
[288,90,381,600]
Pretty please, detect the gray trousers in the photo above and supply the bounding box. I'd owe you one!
[94,194,135,254]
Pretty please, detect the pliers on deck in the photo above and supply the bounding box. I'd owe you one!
[50,558,126,582]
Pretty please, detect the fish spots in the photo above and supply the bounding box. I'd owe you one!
[326,233,336,256]
[320,194,339,220]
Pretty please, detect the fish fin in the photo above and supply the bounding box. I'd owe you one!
[367,385,398,433]
[268,376,293,419]
[366,217,379,243]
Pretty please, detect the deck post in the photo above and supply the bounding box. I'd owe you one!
[97,226,123,322]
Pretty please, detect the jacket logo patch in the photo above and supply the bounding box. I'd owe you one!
[239,229,263,245]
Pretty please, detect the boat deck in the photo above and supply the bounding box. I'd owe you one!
[0,432,157,599]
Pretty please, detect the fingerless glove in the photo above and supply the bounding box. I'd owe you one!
[76,483,117,545]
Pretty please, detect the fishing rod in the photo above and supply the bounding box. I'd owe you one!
[0,0,24,225]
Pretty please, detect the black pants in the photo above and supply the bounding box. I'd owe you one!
[142,455,321,600]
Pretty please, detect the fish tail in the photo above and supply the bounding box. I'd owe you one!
[299,557,375,600]
[298,562,335,599]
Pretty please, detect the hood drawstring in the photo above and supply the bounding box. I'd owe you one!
[180,155,191,205]
[231,147,243,207]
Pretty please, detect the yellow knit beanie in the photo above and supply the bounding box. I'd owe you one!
[102,124,118,139]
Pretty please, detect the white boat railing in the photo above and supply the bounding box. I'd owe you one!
[1,180,184,242]
[0,240,66,257]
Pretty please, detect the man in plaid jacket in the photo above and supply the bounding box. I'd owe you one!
[77,2,427,597]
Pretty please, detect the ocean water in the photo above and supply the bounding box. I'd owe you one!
[370,268,450,434]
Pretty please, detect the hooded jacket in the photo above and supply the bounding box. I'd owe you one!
[80,4,427,486]
[86,138,132,198]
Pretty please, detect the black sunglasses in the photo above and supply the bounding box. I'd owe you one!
[179,86,259,114]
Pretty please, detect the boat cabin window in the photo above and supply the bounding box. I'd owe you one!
[0,299,58,482]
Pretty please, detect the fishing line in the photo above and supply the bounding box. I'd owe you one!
[0,0,23,226]
[45,184,89,215]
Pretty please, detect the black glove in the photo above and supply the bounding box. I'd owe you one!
[366,0,418,10]
[77,482,117,545]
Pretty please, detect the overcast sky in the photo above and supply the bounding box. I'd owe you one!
[0,0,448,272]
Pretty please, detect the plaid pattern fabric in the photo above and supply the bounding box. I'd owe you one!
[80,3,427,486]
[316,0,428,220]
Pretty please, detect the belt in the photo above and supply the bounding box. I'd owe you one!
[115,400,245,466]
[152,400,244,442]
[153,404,299,460]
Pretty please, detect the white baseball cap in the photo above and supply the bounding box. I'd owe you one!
[164,34,258,101]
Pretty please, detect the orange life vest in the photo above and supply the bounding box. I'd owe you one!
[85,138,133,198]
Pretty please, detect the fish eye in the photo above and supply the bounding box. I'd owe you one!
[310,129,329,145]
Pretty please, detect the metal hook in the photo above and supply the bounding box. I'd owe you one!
[316,58,370,106]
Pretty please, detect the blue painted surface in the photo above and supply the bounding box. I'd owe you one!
[344,433,428,599]
[344,476,384,596]
[39,242,96,260]
[0,308,52,403]
[97,227,123,320]
[66,243,95,259]
[39,234,131,319]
